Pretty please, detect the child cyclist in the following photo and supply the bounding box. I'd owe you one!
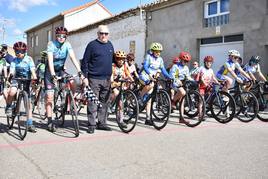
[5,42,37,132]
[198,56,220,96]
[110,50,134,128]
[126,53,139,80]
[0,45,8,94]
[216,50,251,92]
[139,42,173,126]
[169,51,194,124]
[244,55,267,83]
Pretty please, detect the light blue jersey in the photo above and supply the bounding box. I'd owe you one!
[47,40,73,72]
[10,55,35,79]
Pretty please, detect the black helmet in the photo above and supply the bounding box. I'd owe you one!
[249,55,261,65]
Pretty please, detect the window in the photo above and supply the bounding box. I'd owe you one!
[204,0,230,27]
[35,35,38,46]
[200,34,243,45]
[201,36,223,45]
[47,30,52,42]
[205,0,230,18]
[31,37,34,48]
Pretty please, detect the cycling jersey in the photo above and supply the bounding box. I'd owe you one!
[216,59,241,80]
[112,63,129,80]
[10,55,35,79]
[47,40,73,72]
[37,63,45,79]
[169,62,191,81]
[127,63,137,76]
[139,51,171,84]
[198,66,214,88]
[244,63,260,74]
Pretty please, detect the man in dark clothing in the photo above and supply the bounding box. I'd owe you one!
[81,25,114,134]
[1,44,14,64]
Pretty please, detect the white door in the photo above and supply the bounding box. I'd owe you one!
[200,41,244,72]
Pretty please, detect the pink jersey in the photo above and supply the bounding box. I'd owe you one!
[198,66,215,87]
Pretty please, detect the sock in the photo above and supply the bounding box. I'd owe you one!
[27,119,33,126]
[47,117,52,124]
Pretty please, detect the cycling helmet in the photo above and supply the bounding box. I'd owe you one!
[228,50,240,57]
[150,42,163,51]
[249,55,261,65]
[173,56,180,64]
[127,53,135,61]
[179,51,191,62]
[40,50,48,59]
[204,56,214,62]
[115,50,126,59]
[13,41,27,51]
[55,26,68,35]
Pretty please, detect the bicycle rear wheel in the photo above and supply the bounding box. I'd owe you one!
[151,89,171,130]
[115,90,139,133]
[66,92,79,137]
[179,90,205,127]
[35,87,46,120]
[210,91,236,123]
[17,91,29,140]
[234,92,259,122]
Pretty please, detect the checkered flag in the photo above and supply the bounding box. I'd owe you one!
[84,86,102,108]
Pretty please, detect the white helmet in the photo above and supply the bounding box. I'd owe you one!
[228,50,240,57]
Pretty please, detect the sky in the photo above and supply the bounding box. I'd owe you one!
[0,0,155,46]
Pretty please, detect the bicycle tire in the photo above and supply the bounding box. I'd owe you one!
[66,92,79,137]
[6,102,15,129]
[35,86,46,120]
[255,93,268,122]
[209,91,236,123]
[54,90,65,126]
[234,91,259,122]
[151,89,171,130]
[17,91,29,140]
[179,90,205,127]
[115,90,139,133]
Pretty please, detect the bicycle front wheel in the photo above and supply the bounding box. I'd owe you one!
[209,91,236,123]
[151,89,171,130]
[179,90,205,127]
[17,91,29,140]
[66,92,79,137]
[54,90,65,126]
[35,87,46,120]
[115,90,139,133]
[234,92,259,122]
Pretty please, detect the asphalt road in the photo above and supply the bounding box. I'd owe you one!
[0,103,267,179]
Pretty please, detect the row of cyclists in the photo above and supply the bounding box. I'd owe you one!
[0,26,267,135]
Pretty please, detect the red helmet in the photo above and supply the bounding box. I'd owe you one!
[55,26,68,35]
[179,51,191,62]
[13,41,27,51]
[204,56,214,62]
[173,56,180,64]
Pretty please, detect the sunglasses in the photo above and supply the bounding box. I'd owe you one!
[56,34,67,39]
[193,63,198,65]
[99,32,109,36]
[15,50,26,54]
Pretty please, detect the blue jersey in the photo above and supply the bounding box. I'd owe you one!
[47,40,73,72]
[217,59,240,76]
[10,55,35,79]
[169,62,191,81]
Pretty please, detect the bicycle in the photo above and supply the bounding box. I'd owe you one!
[6,78,33,140]
[250,81,268,122]
[31,79,46,120]
[109,79,139,133]
[53,74,79,137]
[229,82,259,122]
[204,83,236,123]
[177,80,205,127]
[74,85,88,115]
[135,76,171,130]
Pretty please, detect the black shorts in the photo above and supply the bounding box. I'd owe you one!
[44,68,64,92]
[10,79,31,98]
